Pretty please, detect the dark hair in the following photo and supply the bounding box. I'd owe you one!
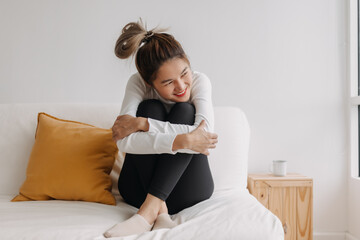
[114,19,190,85]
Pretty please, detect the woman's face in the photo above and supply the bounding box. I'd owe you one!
[151,58,193,102]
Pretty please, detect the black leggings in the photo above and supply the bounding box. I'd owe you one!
[118,99,214,215]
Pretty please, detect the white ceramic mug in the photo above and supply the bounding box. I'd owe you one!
[270,160,287,176]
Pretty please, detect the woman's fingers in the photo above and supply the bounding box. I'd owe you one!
[112,124,125,141]
[208,132,217,140]
[205,133,218,141]
[112,134,118,142]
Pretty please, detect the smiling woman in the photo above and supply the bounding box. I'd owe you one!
[152,59,192,102]
[104,19,218,238]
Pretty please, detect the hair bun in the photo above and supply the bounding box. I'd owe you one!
[115,19,169,59]
[114,21,144,59]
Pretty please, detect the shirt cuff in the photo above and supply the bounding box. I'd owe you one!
[155,133,177,155]
[147,118,158,133]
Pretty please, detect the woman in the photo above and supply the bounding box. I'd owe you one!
[104,19,218,238]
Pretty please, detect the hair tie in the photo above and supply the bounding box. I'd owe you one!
[142,31,154,43]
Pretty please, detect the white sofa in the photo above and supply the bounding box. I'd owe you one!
[0,103,284,240]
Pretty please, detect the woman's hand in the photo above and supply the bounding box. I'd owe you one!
[173,120,218,155]
[111,115,149,142]
[187,120,218,155]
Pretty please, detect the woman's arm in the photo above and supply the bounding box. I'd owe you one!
[119,73,146,117]
[116,120,217,155]
[113,72,152,139]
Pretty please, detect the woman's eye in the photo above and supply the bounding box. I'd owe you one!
[165,81,173,86]
[182,72,188,77]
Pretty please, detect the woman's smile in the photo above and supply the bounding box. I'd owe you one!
[174,88,187,97]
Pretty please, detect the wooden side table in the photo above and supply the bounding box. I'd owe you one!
[247,173,313,240]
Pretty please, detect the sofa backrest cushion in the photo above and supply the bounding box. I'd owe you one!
[0,104,250,196]
[209,107,250,191]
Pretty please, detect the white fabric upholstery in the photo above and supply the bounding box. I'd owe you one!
[210,107,250,191]
[0,103,283,240]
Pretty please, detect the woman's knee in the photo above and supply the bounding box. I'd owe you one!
[136,99,167,120]
[167,102,195,125]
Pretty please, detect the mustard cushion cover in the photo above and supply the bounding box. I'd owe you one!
[12,112,118,205]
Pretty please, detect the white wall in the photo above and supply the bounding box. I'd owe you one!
[0,0,350,237]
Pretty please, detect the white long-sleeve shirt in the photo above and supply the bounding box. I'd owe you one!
[116,70,214,155]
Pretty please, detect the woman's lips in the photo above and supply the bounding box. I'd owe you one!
[174,88,187,97]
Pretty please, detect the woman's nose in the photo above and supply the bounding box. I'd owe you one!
[175,80,186,90]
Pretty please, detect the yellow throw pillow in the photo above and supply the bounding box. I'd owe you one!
[12,112,118,205]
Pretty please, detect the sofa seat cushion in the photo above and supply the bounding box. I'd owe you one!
[0,190,284,240]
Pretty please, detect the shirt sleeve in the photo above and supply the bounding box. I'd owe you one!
[116,132,177,154]
[119,73,146,117]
